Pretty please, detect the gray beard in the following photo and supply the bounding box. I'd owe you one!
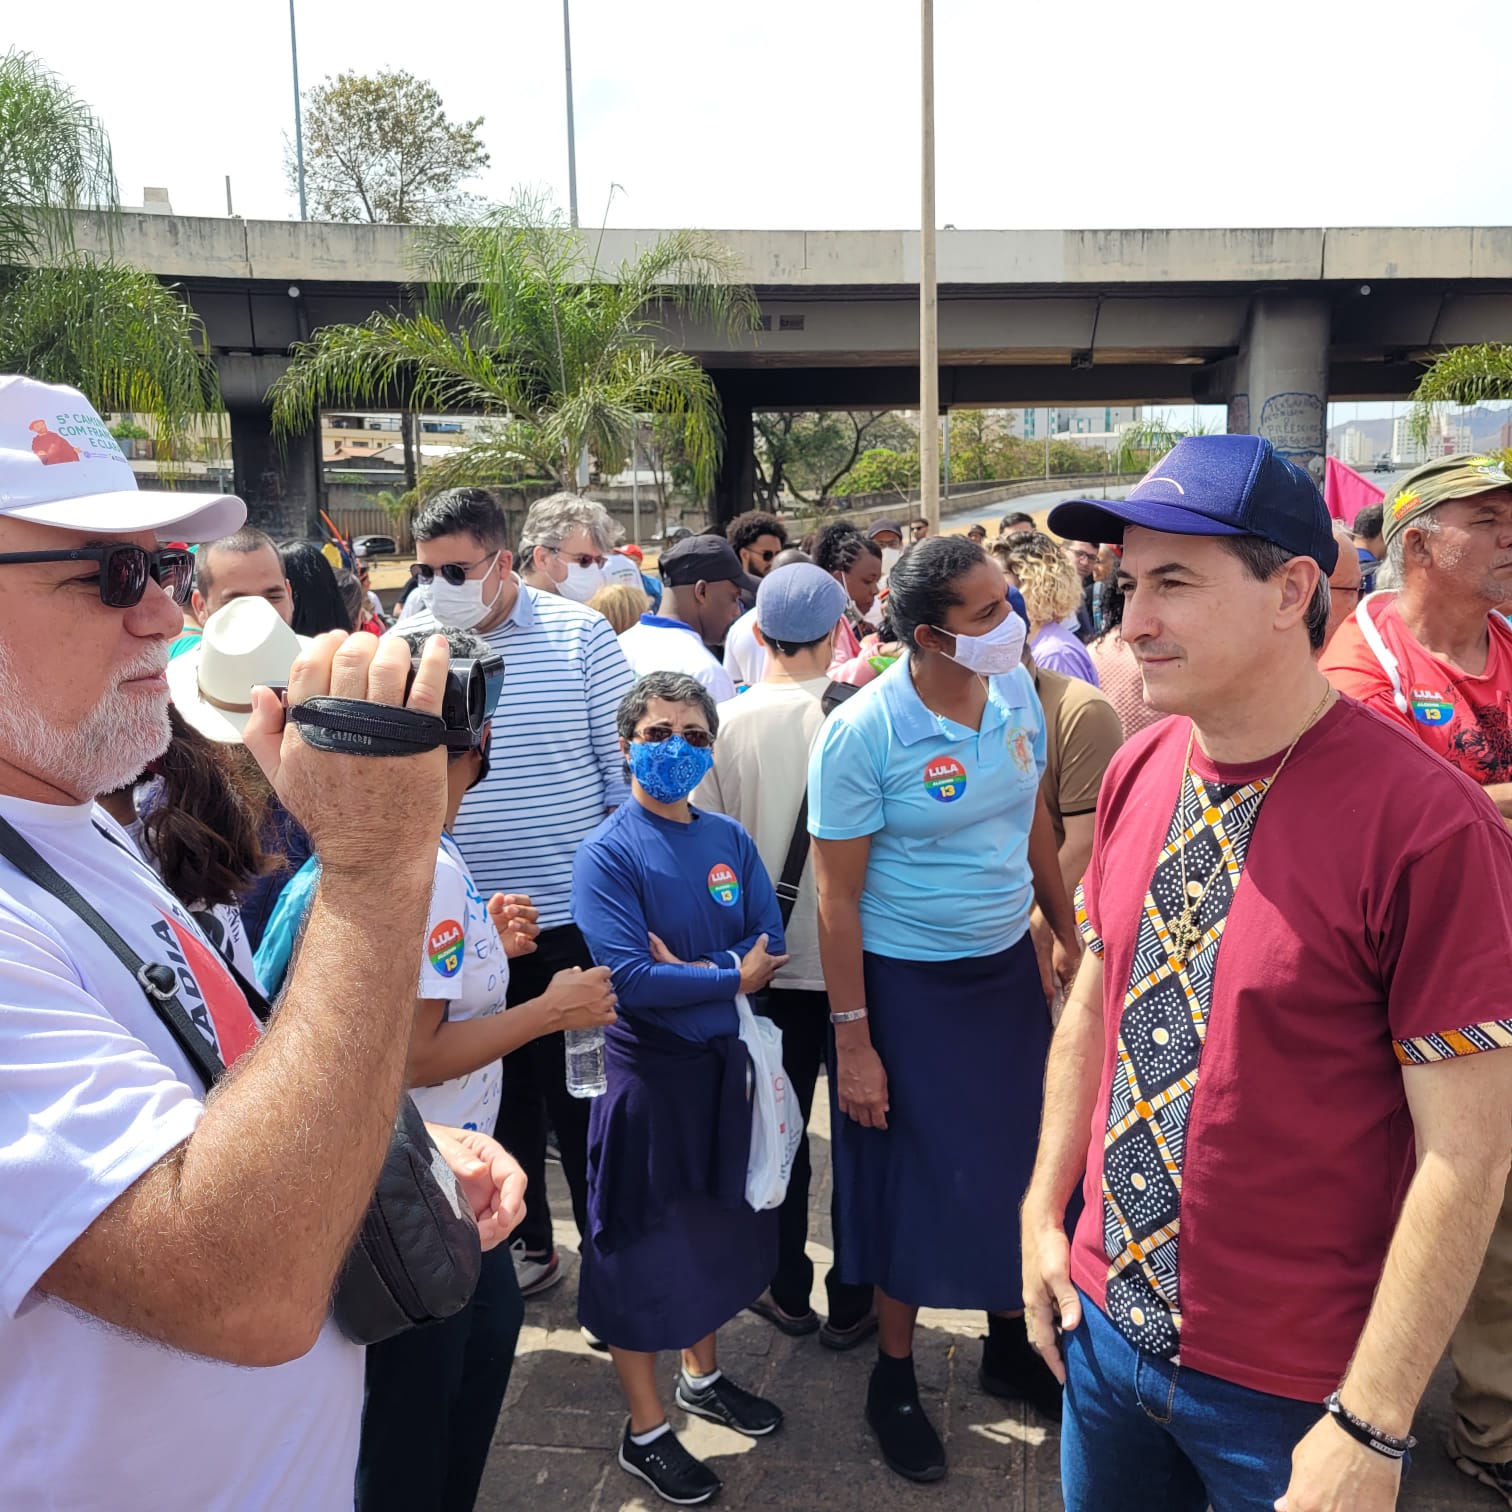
[0,642,173,800]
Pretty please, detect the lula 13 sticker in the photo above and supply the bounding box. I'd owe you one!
[1409,686,1454,726]
[923,756,967,802]
[708,863,741,906]
[428,919,465,977]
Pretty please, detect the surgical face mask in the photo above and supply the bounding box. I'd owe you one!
[881,546,902,578]
[427,552,502,630]
[628,735,714,803]
[559,561,605,603]
[933,611,1027,676]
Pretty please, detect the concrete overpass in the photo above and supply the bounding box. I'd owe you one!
[83,214,1512,526]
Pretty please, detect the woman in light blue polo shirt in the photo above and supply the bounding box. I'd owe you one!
[809,535,1082,1484]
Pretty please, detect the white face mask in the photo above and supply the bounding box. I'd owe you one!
[559,561,605,603]
[881,546,902,578]
[933,611,1027,676]
[428,552,502,630]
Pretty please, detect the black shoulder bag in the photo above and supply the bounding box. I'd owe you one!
[0,815,481,1346]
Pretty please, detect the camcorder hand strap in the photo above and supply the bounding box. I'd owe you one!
[288,697,448,756]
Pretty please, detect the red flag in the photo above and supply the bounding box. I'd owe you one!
[1324,457,1385,524]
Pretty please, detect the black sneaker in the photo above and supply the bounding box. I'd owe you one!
[617,1423,722,1506]
[1454,1448,1512,1507]
[979,1327,1064,1423]
[674,1373,784,1438]
[867,1365,946,1483]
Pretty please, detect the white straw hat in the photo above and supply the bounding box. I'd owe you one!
[167,595,308,743]
[0,375,245,542]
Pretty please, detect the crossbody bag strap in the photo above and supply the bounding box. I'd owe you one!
[0,814,226,1090]
[774,792,811,930]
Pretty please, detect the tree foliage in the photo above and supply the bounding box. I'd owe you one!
[0,51,219,457]
[754,411,916,505]
[269,190,757,498]
[1410,344,1512,443]
[289,70,489,224]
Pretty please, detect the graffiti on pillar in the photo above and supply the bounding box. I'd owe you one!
[1257,391,1324,462]
[1228,393,1250,435]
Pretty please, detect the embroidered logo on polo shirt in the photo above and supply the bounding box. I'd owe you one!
[1409,686,1455,725]
[428,919,465,977]
[923,756,967,802]
[1008,727,1035,774]
[708,863,741,906]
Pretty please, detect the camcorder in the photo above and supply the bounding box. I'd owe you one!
[268,649,504,756]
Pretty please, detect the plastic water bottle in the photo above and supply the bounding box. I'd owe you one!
[564,1027,607,1098]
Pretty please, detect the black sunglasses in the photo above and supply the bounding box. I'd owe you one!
[412,552,496,587]
[0,544,194,607]
[636,724,713,748]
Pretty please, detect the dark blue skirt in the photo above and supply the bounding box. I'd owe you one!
[578,1018,777,1352]
[830,933,1049,1311]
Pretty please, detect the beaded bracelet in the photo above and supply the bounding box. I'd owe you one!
[1324,1392,1416,1461]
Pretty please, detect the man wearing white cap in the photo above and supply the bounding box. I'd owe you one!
[0,376,523,1510]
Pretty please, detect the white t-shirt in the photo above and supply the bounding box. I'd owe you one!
[413,833,510,1132]
[0,795,362,1511]
[722,607,768,690]
[619,614,738,703]
[693,676,830,991]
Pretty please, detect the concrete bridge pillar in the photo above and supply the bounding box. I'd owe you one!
[1227,294,1331,478]
[228,408,322,540]
[711,373,756,525]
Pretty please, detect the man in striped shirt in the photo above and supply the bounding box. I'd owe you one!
[402,488,634,1295]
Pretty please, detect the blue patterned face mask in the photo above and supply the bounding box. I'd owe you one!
[628,736,714,803]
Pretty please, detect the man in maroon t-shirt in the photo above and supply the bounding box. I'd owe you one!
[1022,435,1512,1512]
[1322,451,1512,1502]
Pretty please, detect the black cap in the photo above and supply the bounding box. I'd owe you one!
[659,534,759,593]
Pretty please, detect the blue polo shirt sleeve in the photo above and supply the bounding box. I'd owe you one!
[807,708,885,841]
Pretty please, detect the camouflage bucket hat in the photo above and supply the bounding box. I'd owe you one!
[1383,452,1512,546]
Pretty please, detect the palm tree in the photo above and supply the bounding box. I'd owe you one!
[268,191,757,499]
[1409,343,1512,444]
[0,51,219,459]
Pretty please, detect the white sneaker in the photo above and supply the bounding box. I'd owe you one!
[510,1239,563,1296]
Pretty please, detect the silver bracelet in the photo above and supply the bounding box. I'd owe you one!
[829,1007,868,1024]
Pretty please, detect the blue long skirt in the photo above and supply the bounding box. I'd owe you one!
[830,934,1049,1312]
[578,1019,777,1353]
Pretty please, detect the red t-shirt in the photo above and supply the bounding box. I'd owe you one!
[1074,698,1512,1400]
[1320,594,1512,786]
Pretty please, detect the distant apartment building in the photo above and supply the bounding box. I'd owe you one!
[1007,406,1142,440]
[320,412,490,475]
[1334,426,1374,467]
[102,412,232,488]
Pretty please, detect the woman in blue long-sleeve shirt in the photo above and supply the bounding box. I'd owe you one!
[572,672,789,1508]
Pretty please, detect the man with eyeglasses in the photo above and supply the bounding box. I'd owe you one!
[402,486,635,1302]
[0,377,524,1509]
[1321,520,1363,651]
[516,493,617,604]
[727,511,788,585]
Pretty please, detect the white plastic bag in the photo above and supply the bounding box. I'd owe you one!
[735,991,803,1212]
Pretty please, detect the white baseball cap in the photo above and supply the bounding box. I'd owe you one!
[602,552,644,589]
[167,595,308,743]
[0,375,246,542]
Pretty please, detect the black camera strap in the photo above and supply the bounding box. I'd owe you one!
[289,697,448,756]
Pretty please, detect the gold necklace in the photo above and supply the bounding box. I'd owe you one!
[1169,686,1335,969]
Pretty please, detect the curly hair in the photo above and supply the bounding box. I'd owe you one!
[727,511,788,555]
[812,521,882,576]
[998,531,1083,624]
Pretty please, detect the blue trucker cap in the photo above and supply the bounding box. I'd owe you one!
[1047,435,1338,574]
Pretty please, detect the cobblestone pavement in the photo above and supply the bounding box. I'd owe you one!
[477,1083,1501,1512]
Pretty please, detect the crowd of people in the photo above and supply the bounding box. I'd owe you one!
[4,368,1512,1512]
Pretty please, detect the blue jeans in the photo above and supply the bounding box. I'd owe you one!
[1062,1290,1323,1512]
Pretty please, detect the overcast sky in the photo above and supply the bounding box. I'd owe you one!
[12,0,1512,230]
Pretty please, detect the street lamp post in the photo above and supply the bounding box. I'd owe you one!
[289,0,307,220]
[563,0,580,229]
[918,0,940,533]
